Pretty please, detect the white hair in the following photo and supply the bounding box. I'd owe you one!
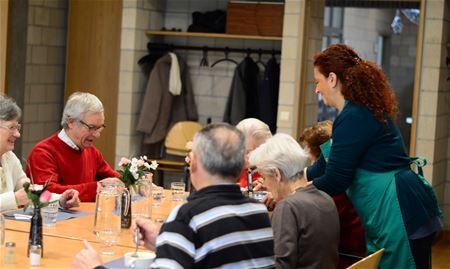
[61,92,104,128]
[249,133,309,181]
[236,118,272,147]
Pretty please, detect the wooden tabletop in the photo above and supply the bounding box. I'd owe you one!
[1,230,137,268]
[2,190,184,268]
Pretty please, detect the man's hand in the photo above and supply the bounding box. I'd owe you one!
[14,188,29,206]
[131,218,160,251]
[72,240,103,269]
[59,189,80,209]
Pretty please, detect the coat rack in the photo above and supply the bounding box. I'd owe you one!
[147,42,281,56]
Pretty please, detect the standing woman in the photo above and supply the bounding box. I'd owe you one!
[307,44,442,269]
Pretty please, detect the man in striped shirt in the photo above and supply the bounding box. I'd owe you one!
[72,123,274,269]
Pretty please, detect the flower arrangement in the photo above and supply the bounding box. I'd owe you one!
[22,180,52,210]
[117,156,158,190]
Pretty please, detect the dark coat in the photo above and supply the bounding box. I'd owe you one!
[259,57,280,133]
[223,57,260,125]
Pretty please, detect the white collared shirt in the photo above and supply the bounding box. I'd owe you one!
[58,129,79,150]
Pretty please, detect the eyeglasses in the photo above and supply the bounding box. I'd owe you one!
[0,123,21,132]
[79,120,106,133]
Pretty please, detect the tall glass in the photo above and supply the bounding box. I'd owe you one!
[93,181,123,255]
[133,174,152,219]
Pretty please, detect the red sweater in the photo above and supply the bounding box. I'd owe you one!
[333,193,366,269]
[26,133,119,202]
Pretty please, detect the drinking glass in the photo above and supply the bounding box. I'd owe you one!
[133,176,152,219]
[94,181,123,255]
[152,186,163,207]
[171,181,185,201]
[41,201,58,227]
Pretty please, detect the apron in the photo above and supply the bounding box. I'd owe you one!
[320,141,416,269]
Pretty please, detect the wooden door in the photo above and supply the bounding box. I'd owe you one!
[0,0,8,93]
[65,0,122,165]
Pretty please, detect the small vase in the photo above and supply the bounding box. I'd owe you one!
[28,207,43,257]
[121,186,132,228]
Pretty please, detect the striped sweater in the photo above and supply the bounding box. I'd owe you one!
[151,184,275,269]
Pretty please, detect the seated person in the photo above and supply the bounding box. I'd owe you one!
[27,92,119,202]
[72,123,275,269]
[300,121,366,268]
[249,133,339,269]
[236,118,272,189]
[0,95,79,212]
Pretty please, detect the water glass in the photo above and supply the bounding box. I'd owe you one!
[133,177,152,219]
[171,182,185,201]
[41,202,58,227]
[152,186,163,207]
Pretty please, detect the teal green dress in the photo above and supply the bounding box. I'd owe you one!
[308,102,442,269]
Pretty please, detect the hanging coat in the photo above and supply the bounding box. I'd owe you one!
[259,57,280,134]
[137,54,198,144]
[223,57,260,125]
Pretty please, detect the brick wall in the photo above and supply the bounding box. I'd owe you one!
[22,0,67,160]
[416,0,450,228]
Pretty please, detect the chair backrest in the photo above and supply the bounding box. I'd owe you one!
[164,121,203,156]
[346,248,384,269]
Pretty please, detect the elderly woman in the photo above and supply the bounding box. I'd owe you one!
[235,118,272,188]
[249,133,339,269]
[0,95,79,212]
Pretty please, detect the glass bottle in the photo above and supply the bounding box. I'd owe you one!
[4,241,16,264]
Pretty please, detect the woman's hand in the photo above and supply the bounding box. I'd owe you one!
[14,188,29,206]
[252,178,267,191]
[262,192,276,211]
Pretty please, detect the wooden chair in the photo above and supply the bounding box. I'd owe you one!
[153,121,202,184]
[346,248,384,269]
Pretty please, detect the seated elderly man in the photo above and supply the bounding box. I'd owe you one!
[27,92,119,202]
[249,133,340,269]
[0,94,79,212]
[72,123,275,269]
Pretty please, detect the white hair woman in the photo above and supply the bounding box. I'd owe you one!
[249,133,340,269]
[0,95,79,212]
[235,118,271,188]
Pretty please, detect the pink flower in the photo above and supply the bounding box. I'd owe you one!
[118,157,131,166]
[39,190,52,203]
[137,159,145,167]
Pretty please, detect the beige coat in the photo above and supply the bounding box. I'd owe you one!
[137,54,198,144]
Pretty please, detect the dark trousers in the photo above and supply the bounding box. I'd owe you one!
[409,232,435,269]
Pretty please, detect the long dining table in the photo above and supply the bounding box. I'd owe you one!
[2,189,183,268]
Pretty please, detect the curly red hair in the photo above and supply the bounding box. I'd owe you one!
[313,44,398,124]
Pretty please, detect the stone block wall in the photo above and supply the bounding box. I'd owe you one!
[22,0,67,160]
